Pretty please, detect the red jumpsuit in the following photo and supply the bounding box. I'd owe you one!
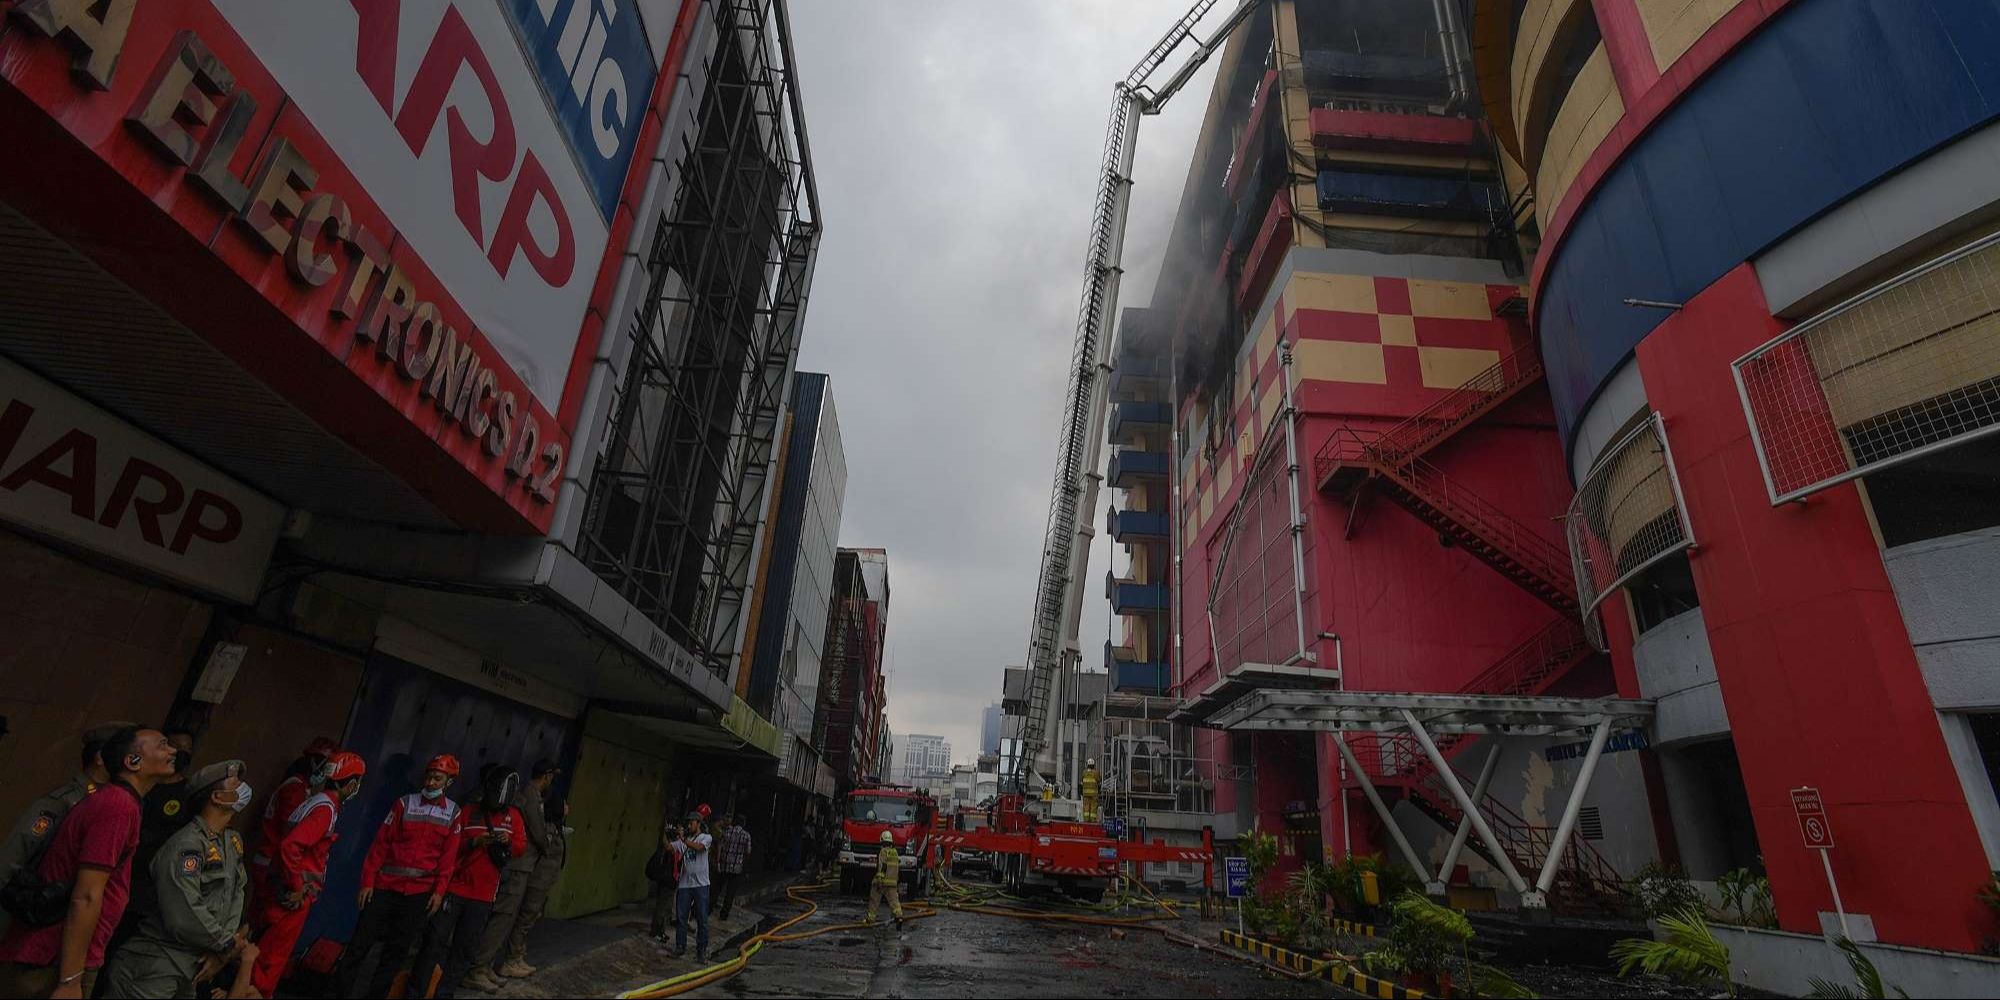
[248,773,313,917]
[360,793,464,897]
[251,790,341,996]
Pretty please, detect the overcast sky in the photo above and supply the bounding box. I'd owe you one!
[787,2,1229,764]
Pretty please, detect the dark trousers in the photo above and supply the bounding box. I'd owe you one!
[649,884,675,938]
[712,870,742,919]
[414,894,493,999]
[335,889,431,998]
[675,885,709,957]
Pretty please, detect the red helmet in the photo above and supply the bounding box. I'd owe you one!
[697,803,712,818]
[323,751,367,783]
[426,754,460,778]
[304,737,340,758]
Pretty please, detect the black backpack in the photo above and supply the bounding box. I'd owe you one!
[0,790,99,927]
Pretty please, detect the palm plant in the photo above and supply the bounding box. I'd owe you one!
[1610,906,1734,996]
[1806,937,1909,998]
[1365,891,1473,987]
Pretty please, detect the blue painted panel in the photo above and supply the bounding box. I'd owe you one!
[503,0,662,220]
[1110,660,1170,695]
[1109,449,1169,488]
[1538,0,2000,450]
[1108,507,1170,543]
[300,655,578,949]
[1317,170,1506,218]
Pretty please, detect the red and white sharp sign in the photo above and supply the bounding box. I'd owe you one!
[1791,786,1833,849]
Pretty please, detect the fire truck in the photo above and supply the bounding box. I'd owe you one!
[933,795,1213,902]
[834,782,939,896]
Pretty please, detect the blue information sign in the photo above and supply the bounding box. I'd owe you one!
[1224,856,1250,898]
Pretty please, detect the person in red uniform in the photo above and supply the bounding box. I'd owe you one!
[413,768,523,998]
[333,754,464,998]
[0,726,177,999]
[247,736,338,915]
[249,750,365,997]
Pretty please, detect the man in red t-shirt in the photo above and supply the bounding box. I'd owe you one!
[0,726,177,999]
[413,768,523,998]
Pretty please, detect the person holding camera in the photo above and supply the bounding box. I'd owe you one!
[0,726,177,998]
[669,811,712,962]
[413,768,523,997]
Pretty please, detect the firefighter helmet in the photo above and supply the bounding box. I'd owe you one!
[426,754,460,777]
[879,831,894,844]
[323,751,367,783]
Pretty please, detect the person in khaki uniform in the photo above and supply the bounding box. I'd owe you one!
[101,761,258,1000]
[866,831,903,928]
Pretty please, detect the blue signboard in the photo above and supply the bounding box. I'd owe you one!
[504,0,662,221]
[1224,856,1251,899]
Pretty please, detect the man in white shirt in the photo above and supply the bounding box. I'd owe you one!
[670,812,711,961]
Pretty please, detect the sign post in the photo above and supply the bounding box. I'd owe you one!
[1224,856,1250,938]
[1791,786,1848,938]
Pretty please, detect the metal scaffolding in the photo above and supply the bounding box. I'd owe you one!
[581,0,821,678]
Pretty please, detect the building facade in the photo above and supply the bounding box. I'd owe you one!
[816,546,891,788]
[979,702,1003,756]
[1477,0,2000,953]
[1128,0,1653,909]
[0,0,824,948]
[895,733,953,785]
[741,371,847,800]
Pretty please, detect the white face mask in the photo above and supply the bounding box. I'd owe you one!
[231,782,254,813]
[422,787,445,801]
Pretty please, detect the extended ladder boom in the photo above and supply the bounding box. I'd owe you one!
[1013,0,1261,794]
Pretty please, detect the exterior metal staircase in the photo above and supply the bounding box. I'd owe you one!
[1312,347,1576,615]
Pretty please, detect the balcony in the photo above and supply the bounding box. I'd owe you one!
[1317,169,1506,221]
[1109,400,1171,446]
[1109,448,1169,489]
[1105,642,1170,695]
[1106,573,1169,615]
[1311,108,1485,157]
[1107,506,1168,544]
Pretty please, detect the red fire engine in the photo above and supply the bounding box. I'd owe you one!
[932,793,1212,903]
[835,782,939,896]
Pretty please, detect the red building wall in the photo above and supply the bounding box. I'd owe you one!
[1634,264,1994,949]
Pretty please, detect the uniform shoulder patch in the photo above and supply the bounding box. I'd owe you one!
[163,799,182,817]
[30,814,52,837]
[226,831,243,853]
[179,851,201,877]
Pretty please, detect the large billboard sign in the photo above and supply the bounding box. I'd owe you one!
[502,0,660,222]
[0,0,674,532]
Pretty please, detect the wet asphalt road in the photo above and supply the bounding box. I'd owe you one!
[680,892,1346,999]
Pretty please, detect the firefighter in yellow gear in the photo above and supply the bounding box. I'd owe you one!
[1080,760,1100,822]
[866,831,904,927]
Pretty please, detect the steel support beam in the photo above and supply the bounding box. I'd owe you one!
[1400,708,1529,897]
[1331,734,1429,880]
[1528,716,1614,906]
[1432,742,1502,895]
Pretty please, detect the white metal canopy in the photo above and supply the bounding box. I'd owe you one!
[1206,688,1654,735]
[1185,684,1655,910]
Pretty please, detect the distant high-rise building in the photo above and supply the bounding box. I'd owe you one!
[895,733,952,783]
[980,703,1003,756]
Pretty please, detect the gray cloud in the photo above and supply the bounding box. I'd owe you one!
[788,1,1224,762]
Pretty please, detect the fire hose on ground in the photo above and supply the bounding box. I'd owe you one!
[617,872,1344,998]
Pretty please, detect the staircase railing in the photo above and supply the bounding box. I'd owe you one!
[1408,769,1624,894]
[1389,455,1575,598]
[1369,344,1545,467]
